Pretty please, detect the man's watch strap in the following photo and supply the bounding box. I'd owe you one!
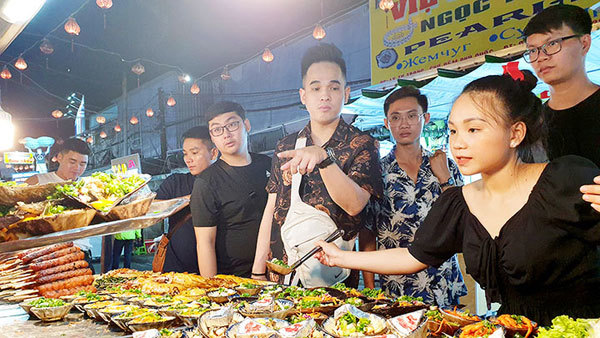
[317,147,336,169]
[439,177,456,189]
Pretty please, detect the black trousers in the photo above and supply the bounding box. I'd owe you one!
[82,250,95,275]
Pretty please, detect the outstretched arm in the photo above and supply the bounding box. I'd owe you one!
[315,240,427,275]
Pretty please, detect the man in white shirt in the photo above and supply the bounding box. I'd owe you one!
[25,137,94,271]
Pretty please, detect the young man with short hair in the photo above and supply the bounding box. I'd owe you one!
[252,44,383,286]
[372,87,466,306]
[155,126,218,273]
[523,4,599,165]
[25,137,94,272]
[523,5,600,213]
[25,137,89,185]
[191,101,271,278]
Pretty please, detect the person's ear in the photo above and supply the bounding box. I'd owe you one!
[509,121,526,149]
[299,88,306,105]
[384,118,390,130]
[210,147,219,161]
[423,112,431,125]
[581,34,592,54]
[344,86,350,104]
[244,118,251,133]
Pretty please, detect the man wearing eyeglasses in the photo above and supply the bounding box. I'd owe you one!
[365,87,467,306]
[190,101,272,278]
[523,5,600,166]
[251,44,383,287]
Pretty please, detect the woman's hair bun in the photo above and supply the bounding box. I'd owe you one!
[519,69,538,92]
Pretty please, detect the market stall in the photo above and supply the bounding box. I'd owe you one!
[0,172,597,337]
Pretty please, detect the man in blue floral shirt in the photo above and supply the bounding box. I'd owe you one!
[370,87,467,306]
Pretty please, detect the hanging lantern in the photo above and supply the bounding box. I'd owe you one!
[131,62,145,87]
[96,0,112,30]
[312,24,326,40]
[130,116,139,125]
[178,74,191,83]
[86,136,93,144]
[220,66,231,81]
[146,108,154,117]
[96,0,112,9]
[379,0,395,28]
[39,39,54,55]
[64,17,81,35]
[96,115,106,124]
[262,48,274,63]
[0,66,11,80]
[64,17,80,52]
[15,56,27,71]
[167,96,176,107]
[379,0,394,11]
[131,62,145,75]
[190,82,200,95]
[99,131,107,138]
[39,38,54,69]
[51,110,63,119]
[114,124,121,132]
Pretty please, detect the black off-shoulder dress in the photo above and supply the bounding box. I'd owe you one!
[408,156,600,326]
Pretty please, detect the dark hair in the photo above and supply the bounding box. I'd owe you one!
[182,126,215,149]
[301,43,347,82]
[59,137,90,156]
[523,5,591,38]
[383,87,428,117]
[205,101,246,123]
[460,70,545,163]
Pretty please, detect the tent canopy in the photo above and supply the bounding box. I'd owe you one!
[348,30,600,132]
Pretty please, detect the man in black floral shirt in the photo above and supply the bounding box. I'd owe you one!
[251,44,383,287]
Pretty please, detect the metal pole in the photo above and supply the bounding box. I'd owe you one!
[122,72,128,156]
[158,88,167,161]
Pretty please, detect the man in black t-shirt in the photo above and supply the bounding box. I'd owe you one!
[155,126,218,273]
[523,5,600,166]
[191,101,271,278]
[523,5,600,213]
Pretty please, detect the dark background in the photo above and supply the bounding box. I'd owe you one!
[0,0,364,143]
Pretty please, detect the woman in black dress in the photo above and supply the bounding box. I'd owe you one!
[315,71,600,325]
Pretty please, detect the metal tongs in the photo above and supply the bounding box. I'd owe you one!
[266,228,345,275]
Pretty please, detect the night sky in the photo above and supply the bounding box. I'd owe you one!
[0,0,364,145]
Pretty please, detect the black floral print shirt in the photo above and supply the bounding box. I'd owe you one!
[267,118,383,253]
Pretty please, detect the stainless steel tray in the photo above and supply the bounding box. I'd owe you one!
[0,198,189,253]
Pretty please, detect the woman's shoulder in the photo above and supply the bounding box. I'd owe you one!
[430,185,469,216]
[539,156,599,190]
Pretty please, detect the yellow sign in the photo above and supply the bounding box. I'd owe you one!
[370,0,600,84]
[4,152,34,165]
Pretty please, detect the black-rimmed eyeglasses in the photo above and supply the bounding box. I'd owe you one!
[209,120,241,137]
[523,34,581,63]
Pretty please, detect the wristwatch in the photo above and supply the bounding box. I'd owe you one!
[439,177,456,189]
[317,147,337,169]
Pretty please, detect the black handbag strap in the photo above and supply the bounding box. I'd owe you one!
[165,208,192,240]
[216,158,256,198]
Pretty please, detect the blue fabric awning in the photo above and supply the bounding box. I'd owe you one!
[349,30,600,131]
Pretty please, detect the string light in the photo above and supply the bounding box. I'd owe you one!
[312,24,326,40]
[190,82,200,95]
[51,110,63,118]
[15,55,27,70]
[167,96,176,106]
[262,48,274,63]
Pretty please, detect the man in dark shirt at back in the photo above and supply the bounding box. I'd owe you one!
[523,5,600,165]
[191,101,271,278]
[155,126,218,273]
